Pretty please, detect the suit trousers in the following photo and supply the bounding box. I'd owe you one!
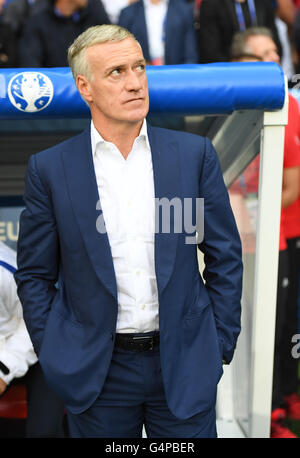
[67,341,217,438]
[24,362,67,437]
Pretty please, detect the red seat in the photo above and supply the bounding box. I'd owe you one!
[0,385,27,419]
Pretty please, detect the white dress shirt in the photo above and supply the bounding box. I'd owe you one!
[144,0,169,63]
[0,241,37,384]
[91,120,159,333]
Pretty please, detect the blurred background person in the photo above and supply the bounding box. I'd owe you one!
[0,0,17,67]
[293,0,300,11]
[119,0,198,131]
[198,0,281,64]
[230,27,300,438]
[1,0,49,42]
[273,0,297,82]
[0,241,66,437]
[101,0,138,24]
[118,0,198,66]
[18,0,110,67]
[0,240,37,398]
[175,0,203,43]
[275,0,295,25]
[292,5,300,73]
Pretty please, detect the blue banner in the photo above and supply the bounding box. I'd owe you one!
[0,63,285,119]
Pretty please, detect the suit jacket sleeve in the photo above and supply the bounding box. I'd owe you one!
[198,138,243,364]
[14,154,59,355]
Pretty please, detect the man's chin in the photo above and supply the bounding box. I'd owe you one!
[125,109,149,124]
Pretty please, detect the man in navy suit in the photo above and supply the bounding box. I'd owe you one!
[14,24,242,438]
[118,0,198,65]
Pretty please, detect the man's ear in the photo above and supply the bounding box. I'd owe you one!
[76,75,93,103]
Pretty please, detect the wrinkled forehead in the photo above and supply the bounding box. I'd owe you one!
[86,38,144,71]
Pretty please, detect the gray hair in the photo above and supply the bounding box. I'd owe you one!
[68,24,138,81]
[230,27,274,61]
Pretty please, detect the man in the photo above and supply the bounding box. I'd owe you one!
[15,24,242,438]
[118,0,198,65]
[0,241,66,437]
[18,0,110,67]
[230,27,300,438]
[198,0,281,64]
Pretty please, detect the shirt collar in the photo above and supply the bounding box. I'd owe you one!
[91,119,150,157]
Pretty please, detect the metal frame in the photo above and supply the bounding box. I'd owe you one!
[247,86,288,437]
[210,79,288,438]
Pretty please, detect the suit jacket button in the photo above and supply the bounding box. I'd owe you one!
[110,333,114,341]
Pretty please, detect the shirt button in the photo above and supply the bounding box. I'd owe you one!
[136,270,140,276]
[141,304,146,310]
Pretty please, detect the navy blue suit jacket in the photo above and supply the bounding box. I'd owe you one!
[15,124,242,419]
[118,0,198,65]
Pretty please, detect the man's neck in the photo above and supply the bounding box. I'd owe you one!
[92,119,145,160]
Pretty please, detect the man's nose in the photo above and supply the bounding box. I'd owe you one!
[125,70,143,92]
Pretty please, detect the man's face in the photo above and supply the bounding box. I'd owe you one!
[245,35,280,64]
[78,38,149,128]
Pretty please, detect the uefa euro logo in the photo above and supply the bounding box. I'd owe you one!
[7,72,54,113]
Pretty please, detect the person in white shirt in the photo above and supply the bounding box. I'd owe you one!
[119,0,198,65]
[0,241,37,395]
[0,241,66,437]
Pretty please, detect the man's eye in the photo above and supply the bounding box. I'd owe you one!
[136,64,145,72]
[111,69,121,76]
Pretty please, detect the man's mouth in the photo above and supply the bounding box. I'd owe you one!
[125,97,144,103]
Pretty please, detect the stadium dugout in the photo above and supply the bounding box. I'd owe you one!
[0,63,288,438]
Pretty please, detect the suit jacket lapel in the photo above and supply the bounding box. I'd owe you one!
[62,128,118,301]
[147,124,181,296]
